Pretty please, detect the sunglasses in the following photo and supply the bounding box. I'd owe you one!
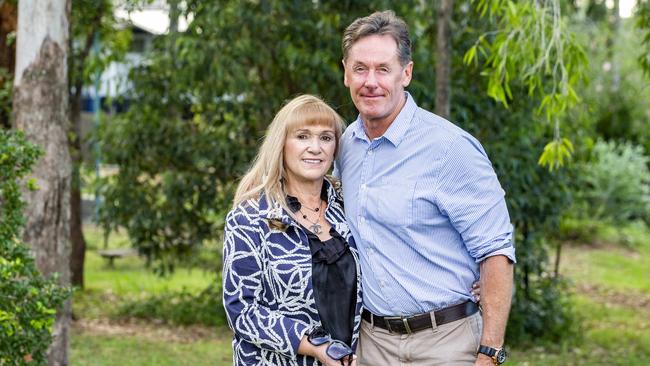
[308,327,354,362]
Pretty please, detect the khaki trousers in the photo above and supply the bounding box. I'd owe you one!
[357,311,482,366]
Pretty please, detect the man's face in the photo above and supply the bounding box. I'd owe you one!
[343,34,413,127]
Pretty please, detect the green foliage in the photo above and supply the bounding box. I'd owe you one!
[0,67,11,128]
[95,0,413,273]
[0,130,71,365]
[70,0,134,90]
[572,14,650,156]
[449,7,581,344]
[116,285,227,327]
[636,0,650,76]
[466,0,589,169]
[508,275,581,344]
[561,218,650,250]
[575,140,650,223]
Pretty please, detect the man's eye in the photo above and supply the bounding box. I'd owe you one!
[380,67,390,73]
[354,67,366,73]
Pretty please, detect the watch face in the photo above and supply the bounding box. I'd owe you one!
[496,349,507,364]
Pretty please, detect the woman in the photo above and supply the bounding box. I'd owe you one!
[223,95,360,366]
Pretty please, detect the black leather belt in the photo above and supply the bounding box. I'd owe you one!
[361,301,479,335]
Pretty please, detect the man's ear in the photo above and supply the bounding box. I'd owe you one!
[342,59,349,87]
[402,61,414,87]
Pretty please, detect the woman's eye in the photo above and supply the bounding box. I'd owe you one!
[321,135,333,142]
[297,134,309,140]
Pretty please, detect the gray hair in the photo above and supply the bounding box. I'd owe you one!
[342,10,412,66]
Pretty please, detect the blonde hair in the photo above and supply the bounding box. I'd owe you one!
[233,95,345,211]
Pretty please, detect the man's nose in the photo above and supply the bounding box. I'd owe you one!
[364,70,378,88]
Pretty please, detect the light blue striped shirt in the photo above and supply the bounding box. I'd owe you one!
[334,93,515,316]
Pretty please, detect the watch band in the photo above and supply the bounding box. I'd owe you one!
[478,345,506,365]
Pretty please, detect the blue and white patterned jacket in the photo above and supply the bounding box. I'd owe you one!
[223,179,363,366]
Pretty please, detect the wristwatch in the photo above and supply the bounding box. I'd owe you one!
[477,345,507,365]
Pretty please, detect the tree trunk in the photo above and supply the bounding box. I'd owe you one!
[68,28,96,290]
[13,1,72,365]
[69,171,86,288]
[69,104,86,289]
[435,0,454,119]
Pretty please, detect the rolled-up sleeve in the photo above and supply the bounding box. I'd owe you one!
[222,209,309,358]
[435,135,516,264]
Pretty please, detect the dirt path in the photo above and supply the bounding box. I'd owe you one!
[73,318,232,343]
[575,283,650,312]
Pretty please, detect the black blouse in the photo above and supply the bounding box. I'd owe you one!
[286,194,357,346]
[305,228,357,346]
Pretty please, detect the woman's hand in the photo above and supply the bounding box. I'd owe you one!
[471,281,481,303]
[342,354,357,366]
[298,336,356,366]
[315,346,356,366]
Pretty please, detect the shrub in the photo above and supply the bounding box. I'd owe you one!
[579,140,650,223]
[116,284,227,327]
[507,274,582,345]
[0,130,71,365]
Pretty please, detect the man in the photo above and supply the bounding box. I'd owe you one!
[334,10,515,366]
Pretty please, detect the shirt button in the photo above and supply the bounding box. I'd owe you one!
[361,184,366,189]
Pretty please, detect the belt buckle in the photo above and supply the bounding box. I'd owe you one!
[384,316,413,335]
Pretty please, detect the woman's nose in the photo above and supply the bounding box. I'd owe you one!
[306,138,322,153]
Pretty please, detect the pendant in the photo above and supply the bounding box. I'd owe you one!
[310,223,322,235]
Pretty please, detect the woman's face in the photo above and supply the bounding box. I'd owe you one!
[283,124,337,187]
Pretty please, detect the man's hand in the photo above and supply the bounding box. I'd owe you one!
[474,353,496,366]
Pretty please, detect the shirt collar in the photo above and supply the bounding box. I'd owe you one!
[350,92,418,147]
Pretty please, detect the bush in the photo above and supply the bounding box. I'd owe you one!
[0,130,71,365]
[507,274,582,346]
[560,217,650,249]
[116,284,227,327]
[578,140,650,223]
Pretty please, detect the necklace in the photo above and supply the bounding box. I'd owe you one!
[299,200,323,234]
[301,203,320,213]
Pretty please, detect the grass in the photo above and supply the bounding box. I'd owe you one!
[71,222,650,365]
[74,225,215,319]
[71,225,231,365]
[71,331,232,366]
[507,221,650,365]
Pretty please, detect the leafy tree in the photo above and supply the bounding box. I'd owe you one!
[68,0,134,288]
[465,0,588,170]
[636,0,650,75]
[578,140,650,223]
[0,130,70,366]
[96,0,411,273]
